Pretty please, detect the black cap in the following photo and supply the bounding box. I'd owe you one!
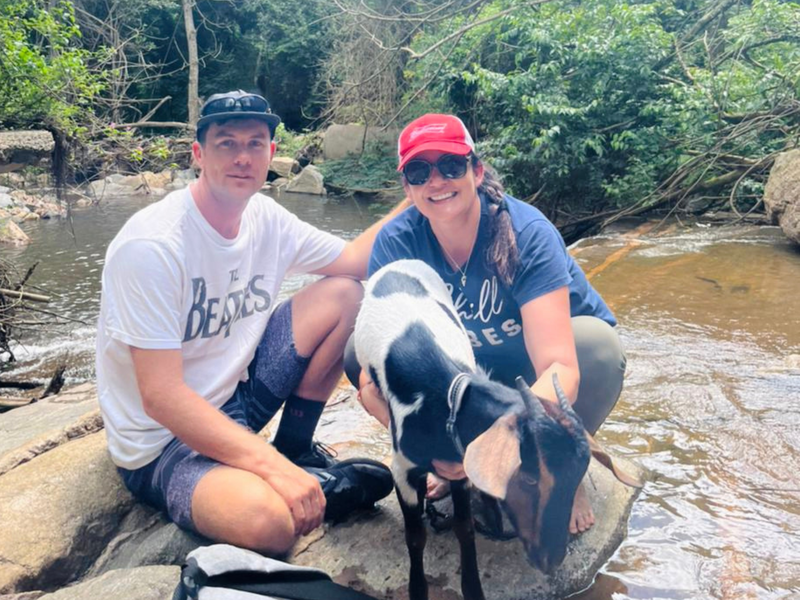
[196,90,281,138]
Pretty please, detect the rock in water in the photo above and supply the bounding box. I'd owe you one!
[764,149,800,245]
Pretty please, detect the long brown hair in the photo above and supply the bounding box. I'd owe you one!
[474,156,518,285]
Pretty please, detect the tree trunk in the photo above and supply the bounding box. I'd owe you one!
[183,0,200,127]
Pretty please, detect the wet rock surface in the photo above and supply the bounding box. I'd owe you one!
[0,380,641,598]
[292,457,642,600]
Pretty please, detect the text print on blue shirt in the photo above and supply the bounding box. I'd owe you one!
[447,276,523,348]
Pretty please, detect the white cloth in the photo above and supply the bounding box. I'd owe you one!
[96,187,345,469]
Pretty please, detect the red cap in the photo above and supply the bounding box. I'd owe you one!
[397,114,475,171]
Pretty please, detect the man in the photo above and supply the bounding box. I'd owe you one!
[96,90,402,554]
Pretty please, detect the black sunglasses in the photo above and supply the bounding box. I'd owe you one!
[402,154,470,186]
[201,94,272,117]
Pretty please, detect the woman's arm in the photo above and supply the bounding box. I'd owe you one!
[519,286,581,404]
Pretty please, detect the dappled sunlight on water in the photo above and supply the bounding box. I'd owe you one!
[573,223,800,599]
[1,194,799,598]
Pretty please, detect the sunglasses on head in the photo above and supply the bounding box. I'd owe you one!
[201,94,272,117]
[402,154,471,186]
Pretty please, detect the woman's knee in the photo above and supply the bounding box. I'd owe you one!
[572,316,625,373]
[571,316,626,434]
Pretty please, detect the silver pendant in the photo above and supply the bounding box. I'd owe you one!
[461,274,467,287]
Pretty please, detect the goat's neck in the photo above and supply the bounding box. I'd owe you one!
[454,380,522,448]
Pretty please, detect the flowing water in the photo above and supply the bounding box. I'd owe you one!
[1,192,799,599]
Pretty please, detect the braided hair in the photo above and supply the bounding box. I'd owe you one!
[473,156,519,286]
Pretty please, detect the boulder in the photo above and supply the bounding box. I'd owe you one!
[285,165,325,195]
[0,131,54,174]
[139,171,172,192]
[0,217,29,245]
[167,168,197,190]
[0,383,101,477]
[0,191,13,208]
[0,173,26,188]
[764,149,800,244]
[0,433,135,594]
[291,457,643,599]
[0,381,643,599]
[87,506,206,576]
[86,178,130,200]
[270,156,299,179]
[270,177,290,189]
[322,124,400,161]
[35,566,179,600]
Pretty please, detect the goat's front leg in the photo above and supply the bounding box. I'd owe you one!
[395,464,429,600]
[451,479,486,600]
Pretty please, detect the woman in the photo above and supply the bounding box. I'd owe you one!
[346,114,625,534]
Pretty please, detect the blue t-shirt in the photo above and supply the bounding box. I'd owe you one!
[369,193,616,386]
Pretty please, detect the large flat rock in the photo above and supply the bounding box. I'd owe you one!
[0,384,101,476]
[0,131,54,174]
[36,566,179,600]
[292,457,643,600]
[0,433,135,594]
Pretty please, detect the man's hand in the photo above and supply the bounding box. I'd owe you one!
[263,461,326,536]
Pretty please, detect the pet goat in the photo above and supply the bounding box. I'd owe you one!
[354,260,641,600]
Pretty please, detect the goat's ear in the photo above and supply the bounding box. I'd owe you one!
[586,433,643,488]
[463,414,522,500]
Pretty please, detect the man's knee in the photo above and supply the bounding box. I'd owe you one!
[191,468,298,554]
[241,503,297,554]
[323,276,364,321]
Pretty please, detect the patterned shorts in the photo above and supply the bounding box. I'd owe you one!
[117,300,310,532]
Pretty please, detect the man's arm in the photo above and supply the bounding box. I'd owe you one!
[130,346,325,535]
[315,198,411,279]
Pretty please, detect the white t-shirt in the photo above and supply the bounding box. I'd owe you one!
[96,187,346,469]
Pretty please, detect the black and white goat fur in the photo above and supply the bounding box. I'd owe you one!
[354,259,641,600]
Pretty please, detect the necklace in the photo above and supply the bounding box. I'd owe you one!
[440,242,471,288]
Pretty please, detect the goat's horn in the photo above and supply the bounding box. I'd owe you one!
[551,373,571,412]
[551,373,583,426]
[515,376,547,419]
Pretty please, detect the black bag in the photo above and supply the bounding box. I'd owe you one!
[173,544,379,600]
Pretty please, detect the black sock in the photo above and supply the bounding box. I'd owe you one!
[272,395,325,458]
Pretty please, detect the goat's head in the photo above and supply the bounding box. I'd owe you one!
[463,374,641,573]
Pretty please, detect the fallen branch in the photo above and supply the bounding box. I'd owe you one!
[0,381,42,390]
[0,396,36,411]
[40,365,66,400]
[0,288,51,303]
[119,121,193,130]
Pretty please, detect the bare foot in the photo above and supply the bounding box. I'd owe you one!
[426,473,451,500]
[570,482,595,534]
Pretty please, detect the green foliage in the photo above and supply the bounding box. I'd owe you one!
[317,142,399,192]
[273,123,312,159]
[0,0,103,132]
[401,0,800,216]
